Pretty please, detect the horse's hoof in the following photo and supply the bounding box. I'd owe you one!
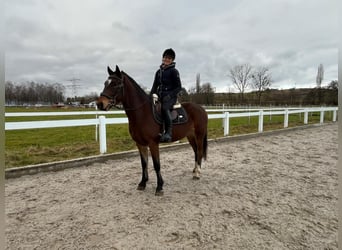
[155,190,164,196]
[193,176,200,180]
[137,185,146,191]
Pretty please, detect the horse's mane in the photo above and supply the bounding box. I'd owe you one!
[122,71,149,98]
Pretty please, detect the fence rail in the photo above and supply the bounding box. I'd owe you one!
[5,107,338,154]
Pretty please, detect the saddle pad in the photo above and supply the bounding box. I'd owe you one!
[152,103,188,125]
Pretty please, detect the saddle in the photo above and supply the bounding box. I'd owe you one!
[152,100,188,125]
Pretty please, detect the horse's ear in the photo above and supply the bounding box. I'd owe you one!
[107,66,115,75]
[115,65,122,77]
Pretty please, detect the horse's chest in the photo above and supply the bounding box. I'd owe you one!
[128,125,148,144]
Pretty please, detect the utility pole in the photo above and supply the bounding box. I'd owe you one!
[66,78,81,98]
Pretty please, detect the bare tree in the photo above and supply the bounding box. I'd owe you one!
[5,81,15,105]
[228,63,253,101]
[5,81,66,105]
[251,67,272,105]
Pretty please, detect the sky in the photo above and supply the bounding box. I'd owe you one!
[5,0,338,97]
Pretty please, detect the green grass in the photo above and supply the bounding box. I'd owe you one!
[5,107,327,168]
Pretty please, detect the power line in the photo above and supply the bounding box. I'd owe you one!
[65,78,81,97]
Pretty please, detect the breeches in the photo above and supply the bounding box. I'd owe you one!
[161,97,177,111]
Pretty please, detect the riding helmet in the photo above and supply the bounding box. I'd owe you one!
[162,48,176,60]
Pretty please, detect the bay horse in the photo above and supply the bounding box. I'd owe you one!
[97,65,208,196]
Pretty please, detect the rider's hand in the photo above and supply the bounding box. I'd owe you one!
[152,93,159,104]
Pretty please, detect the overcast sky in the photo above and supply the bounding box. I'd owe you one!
[5,0,338,97]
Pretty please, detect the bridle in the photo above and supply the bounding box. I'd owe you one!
[100,75,124,109]
[100,73,149,111]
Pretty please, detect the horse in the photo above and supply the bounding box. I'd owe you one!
[97,65,208,196]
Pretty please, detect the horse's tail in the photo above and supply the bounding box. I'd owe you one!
[203,132,208,160]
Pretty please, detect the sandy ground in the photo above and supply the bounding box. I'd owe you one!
[5,123,338,249]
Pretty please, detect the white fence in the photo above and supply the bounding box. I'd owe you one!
[5,107,338,154]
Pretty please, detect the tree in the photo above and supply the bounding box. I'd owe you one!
[5,81,15,105]
[196,73,200,94]
[316,64,324,88]
[199,82,215,105]
[81,92,99,104]
[5,81,66,105]
[251,67,272,105]
[316,64,324,105]
[228,63,252,101]
[324,80,338,105]
[327,80,338,90]
[188,74,215,105]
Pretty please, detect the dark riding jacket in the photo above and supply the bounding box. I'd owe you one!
[151,62,182,109]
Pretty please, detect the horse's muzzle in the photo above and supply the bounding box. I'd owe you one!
[96,101,105,110]
[96,96,112,111]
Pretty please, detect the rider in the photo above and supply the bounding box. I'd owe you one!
[150,48,182,143]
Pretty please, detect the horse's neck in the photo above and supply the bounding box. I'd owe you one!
[122,77,150,114]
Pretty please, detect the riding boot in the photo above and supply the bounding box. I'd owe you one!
[160,109,172,143]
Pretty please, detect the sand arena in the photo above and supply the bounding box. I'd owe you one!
[5,123,338,249]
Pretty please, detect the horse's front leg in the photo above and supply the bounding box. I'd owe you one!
[136,144,149,190]
[149,143,164,196]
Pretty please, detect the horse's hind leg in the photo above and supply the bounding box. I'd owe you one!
[149,143,164,196]
[187,135,201,180]
[137,144,149,190]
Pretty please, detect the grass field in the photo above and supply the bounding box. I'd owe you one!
[5,106,328,168]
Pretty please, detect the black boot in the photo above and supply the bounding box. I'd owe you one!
[160,109,172,143]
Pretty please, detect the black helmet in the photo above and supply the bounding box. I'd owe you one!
[162,48,176,60]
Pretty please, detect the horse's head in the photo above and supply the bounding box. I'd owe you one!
[97,65,124,111]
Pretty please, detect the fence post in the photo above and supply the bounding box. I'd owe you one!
[224,112,229,136]
[95,106,98,141]
[333,108,337,122]
[99,115,107,154]
[284,109,289,128]
[258,110,263,133]
[304,109,308,124]
[320,107,324,124]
